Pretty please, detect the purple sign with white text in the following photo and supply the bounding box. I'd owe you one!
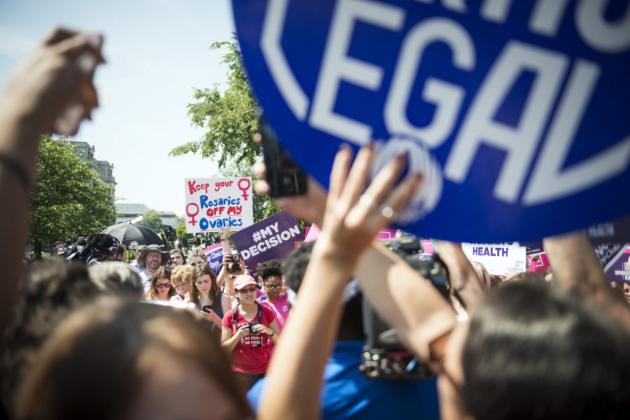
[231,211,304,270]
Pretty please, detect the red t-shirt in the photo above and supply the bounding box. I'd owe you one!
[222,303,276,374]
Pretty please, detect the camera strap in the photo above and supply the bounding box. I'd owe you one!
[232,302,263,325]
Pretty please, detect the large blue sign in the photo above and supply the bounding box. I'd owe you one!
[233,0,630,242]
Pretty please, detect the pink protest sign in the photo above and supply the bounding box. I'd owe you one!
[527,252,550,274]
[184,177,253,233]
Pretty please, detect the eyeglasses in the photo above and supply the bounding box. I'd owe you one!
[156,283,171,289]
[264,284,282,290]
[237,287,257,294]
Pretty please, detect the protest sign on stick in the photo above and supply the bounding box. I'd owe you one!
[231,211,304,270]
[184,177,253,233]
[233,0,630,242]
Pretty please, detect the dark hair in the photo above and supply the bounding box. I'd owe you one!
[147,267,174,300]
[1,260,99,416]
[17,299,252,420]
[506,271,545,284]
[283,242,364,340]
[259,260,282,282]
[191,265,219,307]
[282,242,315,294]
[87,262,144,298]
[169,248,186,264]
[461,281,630,420]
[80,234,121,264]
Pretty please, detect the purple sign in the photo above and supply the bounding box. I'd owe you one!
[231,211,304,270]
[604,245,630,285]
[203,243,223,274]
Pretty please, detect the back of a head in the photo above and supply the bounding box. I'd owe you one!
[17,299,251,420]
[88,262,144,298]
[283,242,364,340]
[1,260,99,416]
[461,281,630,420]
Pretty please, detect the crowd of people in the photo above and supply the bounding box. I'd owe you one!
[0,28,629,420]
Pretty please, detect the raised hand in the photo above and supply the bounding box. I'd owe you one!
[318,144,422,264]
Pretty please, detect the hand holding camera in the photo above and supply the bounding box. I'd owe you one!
[236,324,251,339]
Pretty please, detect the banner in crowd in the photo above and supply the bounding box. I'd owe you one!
[233,0,630,242]
[604,245,630,284]
[203,243,224,273]
[462,243,526,276]
[231,211,304,270]
[184,177,253,233]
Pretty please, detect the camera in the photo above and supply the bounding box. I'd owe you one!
[359,235,450,380]
[248,322,259,335]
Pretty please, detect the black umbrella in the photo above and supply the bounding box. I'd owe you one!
[102,223,164,246]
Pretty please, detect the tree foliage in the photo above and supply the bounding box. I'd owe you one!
[31,136,116,247]
[170,39,260,170]
[142,209,163,231]
[170,38,278,221]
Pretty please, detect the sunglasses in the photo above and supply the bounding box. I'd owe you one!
[237,287,257,294]
[264,284,282,290]
[156,283,171,289]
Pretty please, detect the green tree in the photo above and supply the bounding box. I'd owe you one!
[31,136,116,254]
[142,209,163,231]
[170,39,278,221]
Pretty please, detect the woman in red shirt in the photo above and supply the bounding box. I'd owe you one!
[221,275,280,390]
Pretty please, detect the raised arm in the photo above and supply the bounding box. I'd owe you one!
[0,28,102,335]
[544,231,630,325]
[258,145,420,420]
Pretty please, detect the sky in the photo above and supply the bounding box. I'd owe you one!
[0,0,236,216]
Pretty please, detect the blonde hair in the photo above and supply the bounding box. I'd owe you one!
[170,265,197,292]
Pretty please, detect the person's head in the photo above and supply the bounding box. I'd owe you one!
[283,242,364,340]
[51,241,66,257]
[170,265,195,299]
[457,281,630,420]
[188,250,207,270]
[623,282,630,304]
[170,249,186,266]
[1,260,100,416]
[234,275,258,306]
[82,234,123,265]
[134,245,146,263]
[114,243,126,262]
[161,252,173,274]
[140,245,162,273]
[505,271,546,284]
[17,299,252,420]
[192,265,219,306]
[88,262,144,299]
[148,267,174,301]
[259,260,283,301]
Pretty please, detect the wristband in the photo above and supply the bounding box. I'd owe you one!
[0,153,30,191]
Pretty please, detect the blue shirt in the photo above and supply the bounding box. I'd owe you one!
[248,341,440,419]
